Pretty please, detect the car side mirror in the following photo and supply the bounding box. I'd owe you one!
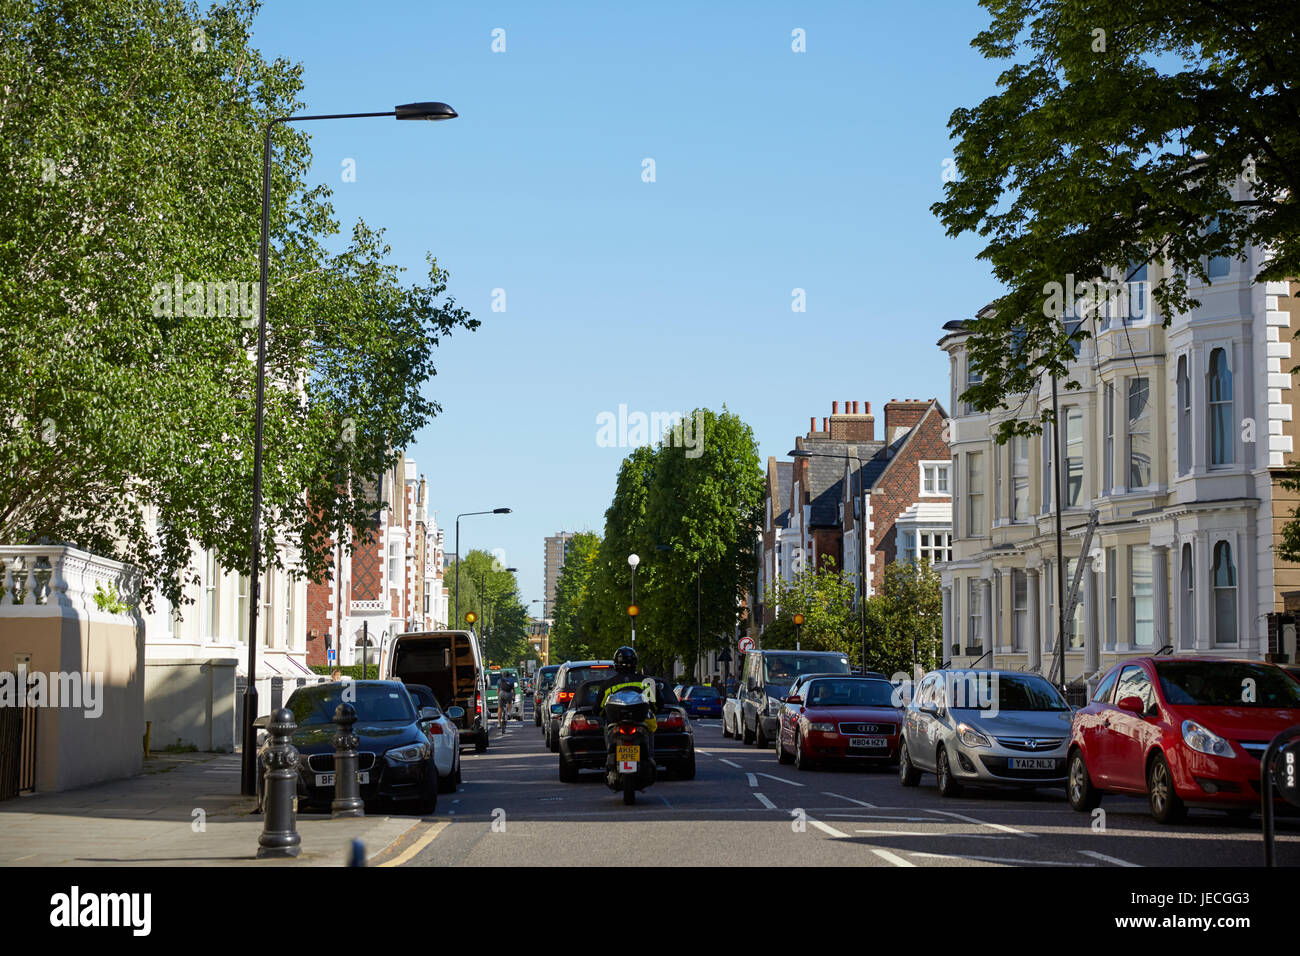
[446,706,465,721]
[1117,695,1145,714]
[551,704,565,715]
[419,706,439,720]
[919,701,939,716]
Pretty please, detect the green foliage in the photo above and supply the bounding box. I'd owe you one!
[0,0,476,609]
[443,550,527,666]
[310,663,378,680]
[92,581,133,615]
[574,410,763,675]
[761,555,858,659]
[862,560,943,676]
[549,532,601,663]
[932,0,1300,438]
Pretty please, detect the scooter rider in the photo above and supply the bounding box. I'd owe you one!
[595,645,658,760]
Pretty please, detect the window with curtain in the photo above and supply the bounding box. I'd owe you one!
[1065,406,1084,506]
[1213,541,1238,646]
[1012,436,1029,520]
[1127,377,1151,489]
[968,578,982,650]
[968,451,985,537]
[1103,383,1114,494]
[1177,355,1191,474]
[1065,558,1084,648]
[1181,543,1195,649]
[1042,423,1054,513]
[1012,570,1028,650]
[1207,218,1230,279]
[237,574,249,644]
[965,357,982,415]
[1130,545,1153,647]
[1208,348,1233,466]
[1124,261,1148,323]
[1106,547,1117,647]
[204,550,219,641]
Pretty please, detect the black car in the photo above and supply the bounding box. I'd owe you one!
[533,664,560,726]
[257,680,440,814]
[556,677,695,781]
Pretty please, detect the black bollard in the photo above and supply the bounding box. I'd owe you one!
[256,707,302,858]
[331,702,365,818]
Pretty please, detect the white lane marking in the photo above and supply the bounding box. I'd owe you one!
[923,808,1030,836]
[753,792,777,809]
[808,818,850,838]
[869,848,916,867]
[822,790,877,808]
[746,773,758,787]
[720,759,742,769]
[1078,849,1141,867]
[755,772,804,787]
[854,829,1010,839]
[823,813,934,821]
[855,830,935,837]
[911,852,1094,866]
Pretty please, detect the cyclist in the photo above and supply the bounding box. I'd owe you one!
[498,673,517,731]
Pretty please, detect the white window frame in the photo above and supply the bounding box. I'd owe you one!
[1212,539,1238,647]
[919,461,951,498]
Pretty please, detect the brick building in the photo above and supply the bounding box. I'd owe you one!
[759,400,952,632]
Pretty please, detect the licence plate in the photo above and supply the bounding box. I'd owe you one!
[850,737,888,749]
[315,771,369,787]
[616,746,640,762]
[1008,758,1057,770]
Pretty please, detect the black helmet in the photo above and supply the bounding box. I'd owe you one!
[613,645,638,674]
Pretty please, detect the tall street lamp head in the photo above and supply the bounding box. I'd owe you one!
[788,449,811,458]
[505,567,518,573]
[395,102,458,121]
[493,507,512,514]
[627,553,640,569]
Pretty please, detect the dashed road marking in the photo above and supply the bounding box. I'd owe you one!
[807,818,849,838]
[753,792,776,809]
[822,790,877,808]
[755,772,804,787]
[746,773,758,787]
[923,808,1030,836]
[911,851,1093,866]
[869,847,916,867]
[720,759,742,769]
[1078,849,1140,867]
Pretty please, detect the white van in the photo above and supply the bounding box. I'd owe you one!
[383,630,490,753]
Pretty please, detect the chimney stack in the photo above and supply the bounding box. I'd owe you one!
[832,401,839,414]
[883,399,930,443]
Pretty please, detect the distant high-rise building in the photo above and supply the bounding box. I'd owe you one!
[543,532,576,617]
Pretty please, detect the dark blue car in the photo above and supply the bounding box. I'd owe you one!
[679,684,723,718]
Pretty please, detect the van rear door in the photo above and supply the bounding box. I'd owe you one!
[390,633,479,731]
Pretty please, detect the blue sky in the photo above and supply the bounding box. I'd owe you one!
[250,0,1006,610]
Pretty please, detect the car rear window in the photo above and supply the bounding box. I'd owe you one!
[764,654,851,682]
[565,665,613,688]
[287,683,415,725]
[690,686,719,698]
[1155,661,1300,707]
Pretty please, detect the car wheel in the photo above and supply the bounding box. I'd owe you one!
[415,772,438,814]
[794,731,816,771]
[549,726,560,753]
[676,751,697,780]
[437,756,456,793]
[534,709,542,727]
[558,753,579,783]
[742,713,755,745]
[474,733,487,754]
[1067,749,1102,812]
[777,729,794,765]
[454,753,462,785]
[755,718,769,748]
[722,714,733,739]
[1147,753,1187,824]
[898,739,922,787]
[936,747,963,797]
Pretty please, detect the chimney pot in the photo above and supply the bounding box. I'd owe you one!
[823,417,828,432]
[810,416,816,433]
[832,401,839,414]
[865,402,871,414]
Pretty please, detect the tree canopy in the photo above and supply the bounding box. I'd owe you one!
[0,0,475,607]
[933,0,1299,434]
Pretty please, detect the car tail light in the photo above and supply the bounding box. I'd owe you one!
[427,723,444,735]
[557,690,574,704]
[475,691,482,715]
[571,715,601,732]
[659,714,685,731]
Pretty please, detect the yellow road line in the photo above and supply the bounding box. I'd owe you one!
[377,820,450,867]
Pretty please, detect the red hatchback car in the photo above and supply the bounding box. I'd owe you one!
[776,676,903,771]
[1067,656,1300,823]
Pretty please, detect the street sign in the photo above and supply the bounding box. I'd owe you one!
[738,636,755,652]
[327,648,337,664]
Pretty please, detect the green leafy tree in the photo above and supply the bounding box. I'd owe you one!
[549,531,601,663]
[0,0,475,608]
[863,560,944,677]
[761,555,858,660]
[932,0,1299,441]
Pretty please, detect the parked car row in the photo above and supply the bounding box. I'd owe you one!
[737,650,1300,825]
[554,676,696,782]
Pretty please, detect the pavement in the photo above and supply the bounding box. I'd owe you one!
[0,750,432,867]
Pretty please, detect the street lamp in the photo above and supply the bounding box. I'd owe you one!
[793,612,804,651]
[627,553,640,643]
[454,508,511,635]
[240,100,459,796]
[789,447,869,673]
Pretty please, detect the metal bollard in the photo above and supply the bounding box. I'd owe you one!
[331,703,365,818]
[256,707,302,858]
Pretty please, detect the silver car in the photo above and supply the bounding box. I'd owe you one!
[898,669,1072,795]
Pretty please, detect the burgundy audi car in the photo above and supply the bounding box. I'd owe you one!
[776,675,903,771]
[1067,656,1300,823]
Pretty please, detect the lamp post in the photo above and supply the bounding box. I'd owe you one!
[793,612,804,651]
[240,100,458,796]
[627,554,640,643]
[789,447,868,673]
[453,508,510,635]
